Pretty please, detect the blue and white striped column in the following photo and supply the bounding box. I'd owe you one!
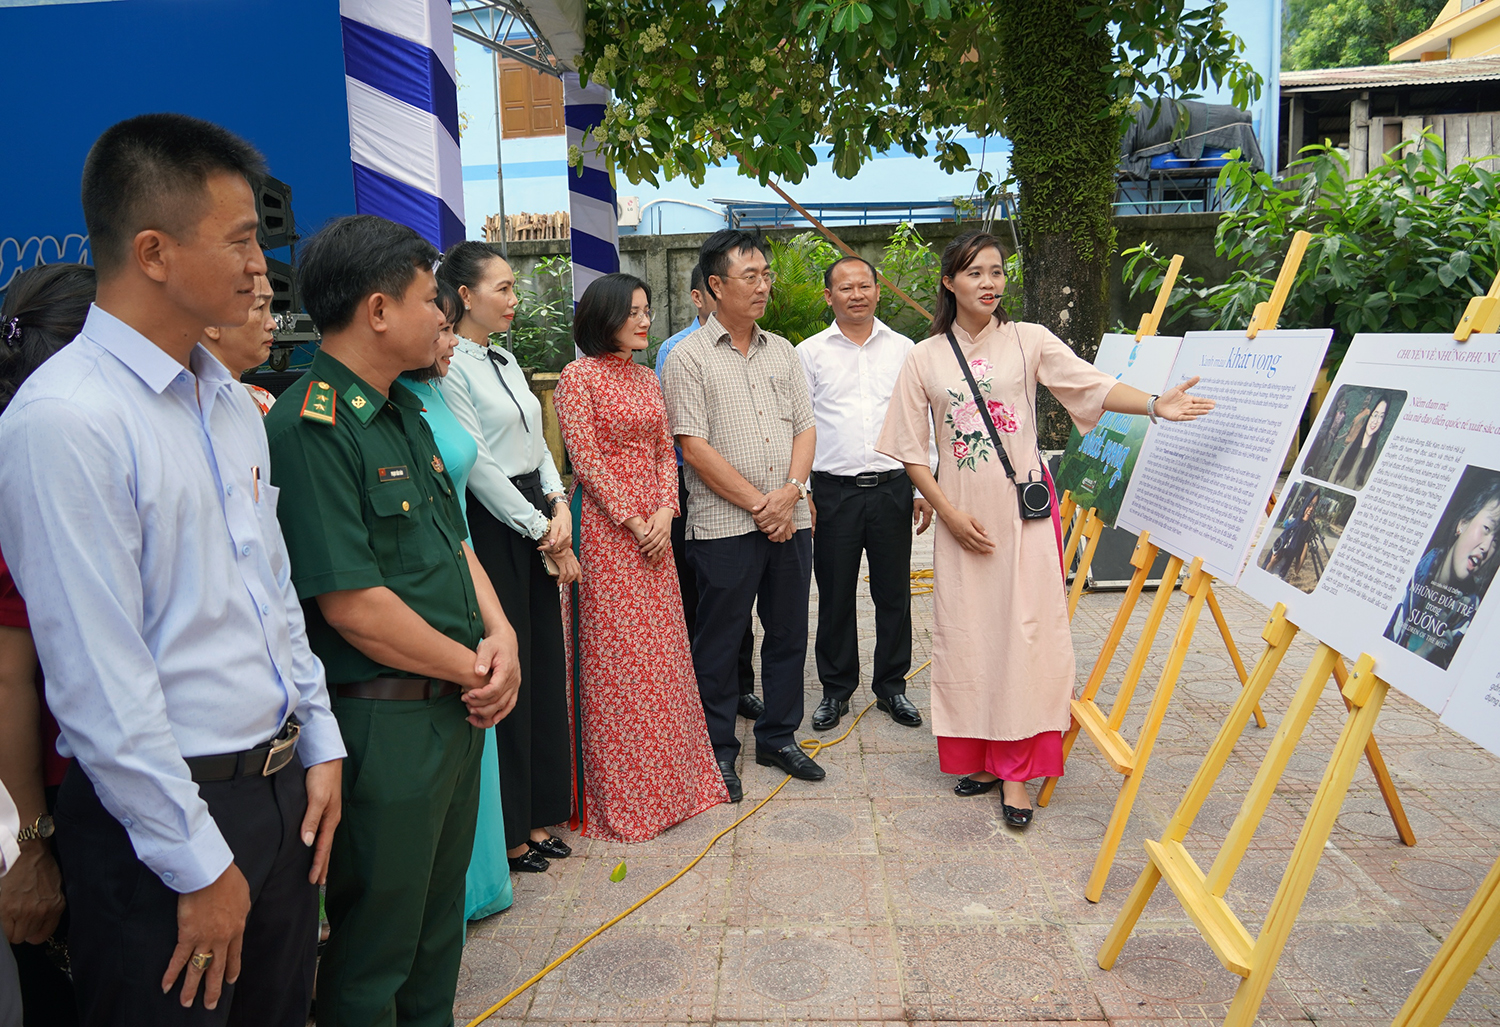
[339,0,465,250]
[563,72,619,302]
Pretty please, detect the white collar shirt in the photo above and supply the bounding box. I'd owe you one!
[0,305,344,895]
[798,317,918,477]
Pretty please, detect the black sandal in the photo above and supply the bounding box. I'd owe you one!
[953,776,999,797]
[527,835,572,859]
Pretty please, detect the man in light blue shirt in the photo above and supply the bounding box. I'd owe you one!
[656,264,762,721]
[0,114,344,1026]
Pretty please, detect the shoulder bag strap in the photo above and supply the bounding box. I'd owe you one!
[945,329,1018,482]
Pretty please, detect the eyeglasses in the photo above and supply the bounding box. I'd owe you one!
[722,271,777,287]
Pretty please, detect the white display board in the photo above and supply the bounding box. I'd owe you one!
[1053,333,1184,527]
[1116,329,1332,583]
[1239,333,1500,726]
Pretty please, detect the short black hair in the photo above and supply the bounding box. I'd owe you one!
[0,263,97,413]
[81,113,267,277]
[435,277,464,328]
[573,273,651,358]
[824,254,878,289]
[699,229,769,300]
[690,262,705,293]
[436,240,504,293]
[297,215,438,334]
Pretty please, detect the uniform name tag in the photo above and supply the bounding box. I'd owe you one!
[377,466,410,482]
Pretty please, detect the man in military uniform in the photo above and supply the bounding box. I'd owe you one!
[265,215,521,1027]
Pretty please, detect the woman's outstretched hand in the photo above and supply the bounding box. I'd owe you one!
[1154,376,1217,422]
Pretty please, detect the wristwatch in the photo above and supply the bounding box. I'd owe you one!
[548,495,568,514]
[1146,394,1160,424]
[787,477,810,501]
[16,814,54,843]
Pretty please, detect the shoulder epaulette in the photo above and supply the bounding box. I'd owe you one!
[300,381,337,425]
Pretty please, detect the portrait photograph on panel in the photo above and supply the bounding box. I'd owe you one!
[1384,465,1500,670]
[1257,480,1358,594]
[1301,384,1407,491]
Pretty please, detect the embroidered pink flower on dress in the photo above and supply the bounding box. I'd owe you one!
[951,398,983,434]
[969,358,992,377]
[953,438,971,460]
[987,399,1018,433]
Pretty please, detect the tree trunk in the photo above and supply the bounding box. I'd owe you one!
[997,0,1123,449]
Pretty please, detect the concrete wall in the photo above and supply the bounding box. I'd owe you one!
[494,212,1227,342]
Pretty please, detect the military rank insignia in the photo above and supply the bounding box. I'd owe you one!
[343,382,378,425]
[300,381,336,424]
[432,454,446,474]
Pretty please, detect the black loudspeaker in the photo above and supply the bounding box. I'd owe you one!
[264,258,298,316]
[249,173,295,250]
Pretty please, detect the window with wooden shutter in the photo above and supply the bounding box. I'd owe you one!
[499,52,565,138]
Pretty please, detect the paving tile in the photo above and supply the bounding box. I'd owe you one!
[523,924,724,1022]
[725,852,887,927]
[733,797,880,856]
[715,924,906,1021]
[895,923,1104,1021]
[563,853,733,927]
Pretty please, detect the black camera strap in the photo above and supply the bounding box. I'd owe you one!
[945,328,1019,482]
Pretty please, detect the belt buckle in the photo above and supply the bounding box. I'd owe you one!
[854,472,880,488]
[262,720,301,777]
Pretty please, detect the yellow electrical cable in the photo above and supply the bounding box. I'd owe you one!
[462,656,934,1027]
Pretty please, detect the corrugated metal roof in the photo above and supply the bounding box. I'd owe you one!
[1280,56,1500,93]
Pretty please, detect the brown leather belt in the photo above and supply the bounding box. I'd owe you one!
[335,677,462,701]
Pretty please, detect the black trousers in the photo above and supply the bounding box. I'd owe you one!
[10,783,78,1027]
[53,759,317,1027]
[673,467,755,694]
[812,472,915,702]
[468,488,573,848]
[687,529,812,763]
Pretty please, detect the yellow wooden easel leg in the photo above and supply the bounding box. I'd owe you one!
[1062,504,1093,582]
[1331,657,1416,846]
[1223,656,1390,1027]
[1085,558,1204,903]
[1098,605,1299,968]
[1205,583,1267,729]
[1038,535,1163,808]
[1391,851,1500,1027]
[1067,510,1105,620]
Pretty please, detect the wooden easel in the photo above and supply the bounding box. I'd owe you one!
[1039,232,1412,903]
[1057,254,1184,621]
[1096,608,1414,1026]
[1344,270,1500,1027]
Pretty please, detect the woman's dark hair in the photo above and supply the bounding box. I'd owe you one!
[81,113,266,277]
[930,230,1011,338]
[298,215,438,334]
[404,279,467,384]
[0,263,97,413]
[574,273,651,357]
[436,240,504,293]
[1334,391,1393,489]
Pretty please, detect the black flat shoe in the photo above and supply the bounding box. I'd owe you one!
[718,759,743,803]
[527,835,571,859]
[508,850,549,873]
[1002,803,1034,828]
[755,743,826,781]
[738,693,766,719]
[953,776,999,797]
[811,696,849,731]
[876,694,923,727]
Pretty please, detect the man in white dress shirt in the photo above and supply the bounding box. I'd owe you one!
[799,256,933,731]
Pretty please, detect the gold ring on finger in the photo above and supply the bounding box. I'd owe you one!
[191,951,214,971]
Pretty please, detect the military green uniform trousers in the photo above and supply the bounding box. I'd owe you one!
[317,692,483,1027]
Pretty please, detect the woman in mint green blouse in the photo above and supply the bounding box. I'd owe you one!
[399,280,511,921]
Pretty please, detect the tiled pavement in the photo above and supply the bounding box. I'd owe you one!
[451,528,1500,1026]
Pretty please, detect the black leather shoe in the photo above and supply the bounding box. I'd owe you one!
[811,696,849,731]
[953,775,999,797]
[876,694,923,727]
[738,693,766,719]
[755,744,826,781]
[527,835,571,859]
[718,759,743,803]
[508,849,549,873]
[1002,803,1034,828]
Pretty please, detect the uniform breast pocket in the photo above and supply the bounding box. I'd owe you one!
[367,481,440,575]
[767,376,796,422]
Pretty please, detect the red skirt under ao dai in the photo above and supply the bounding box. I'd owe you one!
[936,732,1065,781]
